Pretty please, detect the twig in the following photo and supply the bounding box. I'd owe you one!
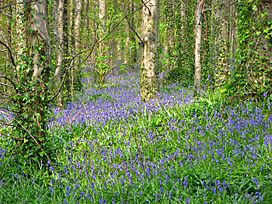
[0,40,16,67]
[141,0,152,16]
[126,17,144,46]
[0,75,17,90]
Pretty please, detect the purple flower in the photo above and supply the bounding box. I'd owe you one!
[183,177,188,188]
[49,166,54,172]
[66,185,71,197]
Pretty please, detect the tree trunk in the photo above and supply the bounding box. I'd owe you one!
[194,0,204,95]
[96,0,108,85]
[12,0,52,163]
[98,0,106,51]
[30,0,51,137]
[140,0,160,102]
[31,1,50,79]
[164,0,175,71]
[68,0,74,97]
[71,0,82,98]
[125,0,137,67]
[54,0,64,106]
[15,0,26,77]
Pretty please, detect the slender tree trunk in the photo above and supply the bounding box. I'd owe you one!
[164,0,175,71]
[83,0,90,50]
[54,0,64,106]
[140,0,160,102]
[96,0,108,84]
[194,0,204,95]
[217,0,230,86]
[31,1,50,79]
[55,0,64,83]
[8,3,12,48]
[98,0,106,52]
[71,0,82,98]
[125,0,137,67]
[62,0,70,103]
[109,0,118,67]
[5,3,13,94]
[68,0,74,97]
[74,0,82,54]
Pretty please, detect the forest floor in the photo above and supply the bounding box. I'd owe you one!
[0,69,272,203]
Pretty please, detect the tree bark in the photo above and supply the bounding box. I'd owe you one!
[71,0,82,98]
[98,0,106,52]
[55,0,64,83]
[194,0,204,95]
[140,0,160,102]
[125,0,137,67]
[15,0,25,77]
[54,0,64,106]
[31,0,51,79]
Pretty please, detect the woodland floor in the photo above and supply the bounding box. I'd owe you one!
[0,69,271,203]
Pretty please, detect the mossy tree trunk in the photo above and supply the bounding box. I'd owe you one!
[12,0,52,164]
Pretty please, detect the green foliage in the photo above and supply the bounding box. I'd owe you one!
[159,0,195,85]
[227,0,272,99]
[193,89,228,113]
[9,83,54,165]
[163,67,194,86]
[94,53,113,86]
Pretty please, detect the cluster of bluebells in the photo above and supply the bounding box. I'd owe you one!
[44,72,272,203]
[47,106,270,203]
[50,72,193,127]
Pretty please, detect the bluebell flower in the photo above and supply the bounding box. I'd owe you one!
[66,185,71,197]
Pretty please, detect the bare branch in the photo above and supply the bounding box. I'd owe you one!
[0,40,16,67]
[0,75,17,90]
[127,18,144,46]
[141,0,152,16]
